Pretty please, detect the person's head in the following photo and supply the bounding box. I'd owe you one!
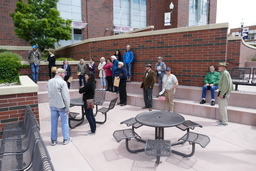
[55,68,66,78]
[79,59,84,64]
[106,58,112,63]
[157,56,163,62]
[49,49,54,55]
[111,55,116,62]
[32,45,37,52]
[115,50,121,55]
[100,57,105,62]
[166,67,172,75]
[145,63,152,71]
[118,62,124,68]
[89,58,94,63]
[126,45,131,51]
[63,59,68,64]
[209,65,215,73]
[217,62,227,72]
[85,71,95,82]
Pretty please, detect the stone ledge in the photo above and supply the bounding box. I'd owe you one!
[0,76,38,95]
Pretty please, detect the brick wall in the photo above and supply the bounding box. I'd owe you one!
[56,24,231,87]
[0,93,39,136]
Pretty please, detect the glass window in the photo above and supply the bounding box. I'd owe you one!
[58,0,81,21]
[74,29,82,40]
[113,0,146,31]
[188,0,207,26]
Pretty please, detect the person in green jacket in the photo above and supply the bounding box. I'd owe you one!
[200,65,220,106]
[217,62,233,126]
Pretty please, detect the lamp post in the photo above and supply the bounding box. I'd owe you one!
[169,2,174,26]
[240,20,244,37]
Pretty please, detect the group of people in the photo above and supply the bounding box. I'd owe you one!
[28,44,233,146]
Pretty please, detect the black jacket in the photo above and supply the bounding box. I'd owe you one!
[47,55,56,67]
[62,64,72,77]
[79,81,96,101]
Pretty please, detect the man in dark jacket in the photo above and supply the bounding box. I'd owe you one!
[117,62,127,106]
[141,63,156,111]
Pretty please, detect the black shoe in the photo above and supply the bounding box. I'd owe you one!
[120,104,126,106]
[211,101,215,106]
[117,102,121,105]
[200,99,206,104]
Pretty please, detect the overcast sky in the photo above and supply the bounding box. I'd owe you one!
[217,0,256,29]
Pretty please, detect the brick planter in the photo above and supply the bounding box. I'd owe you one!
[0,76,39,137]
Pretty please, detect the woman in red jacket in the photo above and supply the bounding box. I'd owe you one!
[103,58,113,92]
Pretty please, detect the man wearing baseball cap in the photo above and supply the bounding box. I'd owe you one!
[217,62,233,126]
[27,45,41,83]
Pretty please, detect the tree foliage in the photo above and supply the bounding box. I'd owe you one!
[10,0,72,52]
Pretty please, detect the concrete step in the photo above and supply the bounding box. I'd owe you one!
[37,80,256,126]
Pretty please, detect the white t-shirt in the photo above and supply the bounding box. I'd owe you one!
[162,74,178,90]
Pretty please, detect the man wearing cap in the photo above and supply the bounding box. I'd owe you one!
[117,62,127,106]
[217,62,233,126]
[123,45,134,82]
[154,57,166,97]
[199,65,220,106]
[141,64,156,111]
[48,68,72,146]
[28,45,41,83]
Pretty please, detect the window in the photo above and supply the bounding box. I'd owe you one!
[74,29,82,40]
[113,0,147,31]
[58,0,82,21]
[188,0,208,26]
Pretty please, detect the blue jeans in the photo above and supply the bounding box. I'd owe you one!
[84,101,96,133]
[79,75,86,87]
[50,107,69,141]
[201,85,218,99]
[100,77,106,87]
[30,63,40,82]
[143,88,153,108]
[125,63,132,78]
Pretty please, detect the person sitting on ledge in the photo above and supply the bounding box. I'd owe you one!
[199,65,220,106]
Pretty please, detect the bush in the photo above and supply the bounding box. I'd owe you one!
[252,54,256,61]
[56,57,75,61]
[0,49,10,53]
[0,52,23,83]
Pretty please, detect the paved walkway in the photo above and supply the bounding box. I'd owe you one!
[39,101,256,171]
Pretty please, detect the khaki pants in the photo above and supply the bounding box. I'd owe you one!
[164,89,176,112]
[218,93,230,124]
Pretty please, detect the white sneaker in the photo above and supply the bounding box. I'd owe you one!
[100,88,103,90]
[86,131,95,135]
[63,137,72,145]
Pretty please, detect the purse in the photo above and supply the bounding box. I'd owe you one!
[51,66,57,73]
[113,77,120,87]
[86,99,94,109]
[158,96,166,101]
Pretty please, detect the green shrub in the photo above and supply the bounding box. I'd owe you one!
[0,49,10,53]
[252,54,256,61]
[56,57,75,61]
[0,52,23,83]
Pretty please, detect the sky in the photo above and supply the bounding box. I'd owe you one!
[216,0,256,29]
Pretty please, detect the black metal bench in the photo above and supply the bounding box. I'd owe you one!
[120,117,144,142]
[231,67,256,91]
[176,120,202,133]
[94,89,106,116]
[96,97,118,124]
[172,132,210,158]
[113,129,144,153]
[145,139,171,164]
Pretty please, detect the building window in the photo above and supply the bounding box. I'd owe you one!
[74,29,82,40]
[188,0,208,26]
[113,0,146,32]
[58,0,82,21]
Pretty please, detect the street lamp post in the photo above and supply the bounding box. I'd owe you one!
[240,20,244,37]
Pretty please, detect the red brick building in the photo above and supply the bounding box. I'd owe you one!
[0,0,217,51]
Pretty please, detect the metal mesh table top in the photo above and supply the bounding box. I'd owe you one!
[135,111,185,128]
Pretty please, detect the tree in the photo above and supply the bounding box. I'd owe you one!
[10,0,72,52]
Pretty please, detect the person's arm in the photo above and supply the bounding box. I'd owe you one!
[204,73,209,85]
[79,83,90,94]
[130,51,134,63]
[214,72,220,85]
[219,72,230,96]
[161,63,166,72]
[61,83,70,112]
[119,68,127,79]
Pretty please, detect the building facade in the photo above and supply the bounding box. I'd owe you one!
[0,0,217,50]
[229,25,256,44]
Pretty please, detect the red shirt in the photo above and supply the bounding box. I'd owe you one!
[103,63,113,76]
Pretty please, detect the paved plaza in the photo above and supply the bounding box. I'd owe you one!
[39,98,256,171]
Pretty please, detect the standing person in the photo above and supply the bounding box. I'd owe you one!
[79,71,96,135]
[160,67,178,112]
[27,45,41,83]
[77,59,86,88]
[217,62,233,126]
[62,60,72,89]
[117,62,127,106]
[154,57,166,97]
[47,68,72,146]
[103,58,113,92]
[114,50,122,61]
[199,65,220,106]
[111,55,120,94]
[141,64,156,111]
[123,45,134,82]
[98,57,107,90]
[47,49,56,79]
[87,58,96,74]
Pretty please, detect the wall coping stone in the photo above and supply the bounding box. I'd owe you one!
[0,76,38,95]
